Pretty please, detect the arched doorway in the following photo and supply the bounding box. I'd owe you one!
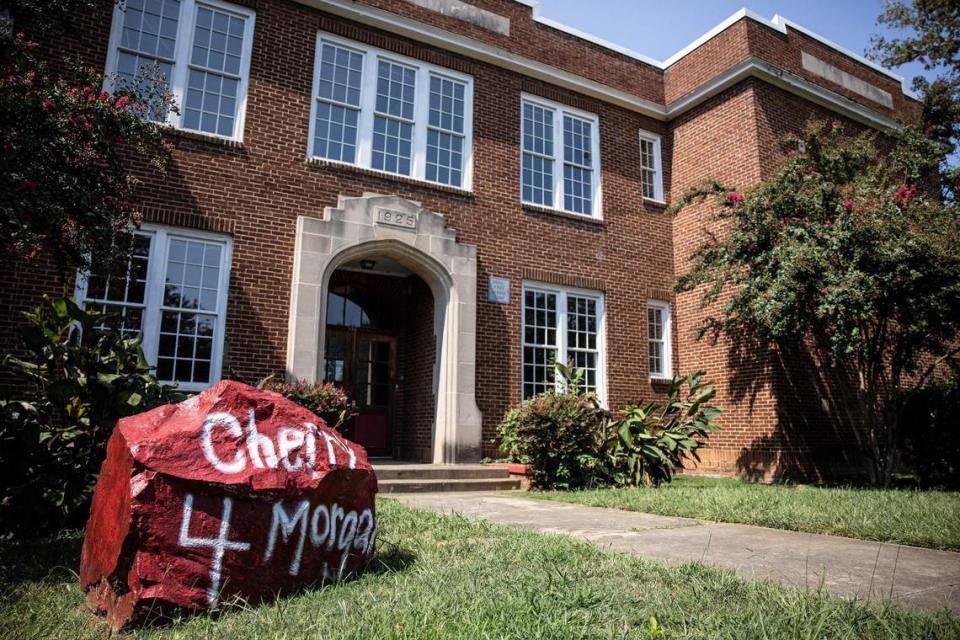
[286,194,482,463]
[322,260,435,460]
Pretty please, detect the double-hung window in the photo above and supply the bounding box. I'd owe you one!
[521,95,601,217]
[639,130,664,202]
[647,301,672,380]
[308,33,474,189]
[105,0,256,141]
[522,284,605,400]
[76,225,232,392]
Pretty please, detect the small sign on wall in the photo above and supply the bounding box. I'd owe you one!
[488,276,511,304]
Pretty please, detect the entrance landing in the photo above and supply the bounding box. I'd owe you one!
[373,462,521,493]
[393,492,960,614]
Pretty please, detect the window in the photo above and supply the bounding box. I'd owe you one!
[639,130,664,202]
[647,301,672,379]
[105,0,256,141]
[308,33,474,189]
[76,226,232,392]
[522,284,604,399]
[521,95,601,217]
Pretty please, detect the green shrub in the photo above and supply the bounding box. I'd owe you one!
[603,372,722,487]
[496,364,608,490]
[0,296,181,536]
[259,377,356,431]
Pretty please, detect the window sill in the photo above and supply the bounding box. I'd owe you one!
[305,157,475,198]
[650,376,673,384]
[643,198,668,208]
[166,126,245,149]
[521,203,605,226]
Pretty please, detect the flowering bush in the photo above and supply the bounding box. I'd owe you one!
[672,119,960,485]
[260,377,356,430]
[0,25,174,273]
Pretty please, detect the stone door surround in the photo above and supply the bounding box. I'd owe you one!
[286,193,482,463]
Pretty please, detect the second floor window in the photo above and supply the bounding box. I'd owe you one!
[308,33,474,189]
[105,0,256,141]
[639,130,664,202]
[521,95,601,217]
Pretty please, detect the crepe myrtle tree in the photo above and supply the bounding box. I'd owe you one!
[672,119,960,486]
[0,6,175,276]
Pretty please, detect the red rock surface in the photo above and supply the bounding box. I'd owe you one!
[80,380,378,630]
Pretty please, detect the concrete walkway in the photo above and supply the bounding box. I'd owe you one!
[393,492,960,614]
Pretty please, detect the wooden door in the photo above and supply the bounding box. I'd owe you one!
[324,327,396,456]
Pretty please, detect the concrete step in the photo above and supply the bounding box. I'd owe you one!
[377,477,522,494]
[373,463,511,481]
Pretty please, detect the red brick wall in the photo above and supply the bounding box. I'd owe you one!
[670,79,884,480]
[399,275,436,461]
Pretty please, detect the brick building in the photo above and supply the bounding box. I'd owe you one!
[5,0,919,475]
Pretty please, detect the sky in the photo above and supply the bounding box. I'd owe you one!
[535,0,933,92]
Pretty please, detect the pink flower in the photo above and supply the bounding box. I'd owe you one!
[787,149,798,157]
[41,99,54,112]
[894,184,917,207]
[842,199,854,211]
[726,191,744,204]
[831,119,842,128]
[115,95,130,109]
[820,287,830,295]
[824,219,834,227]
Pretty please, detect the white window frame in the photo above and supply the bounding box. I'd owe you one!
[74,224,233,392]
[520,93,602,218]
[103,0,257,143]
[306,31,475,191]
[647,300,672,381]
[521,281,607,403]
[638,129,664,204]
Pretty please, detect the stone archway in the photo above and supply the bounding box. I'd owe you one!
[286,193,482,463]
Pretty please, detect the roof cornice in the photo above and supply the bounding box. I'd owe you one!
[300,0,903,131]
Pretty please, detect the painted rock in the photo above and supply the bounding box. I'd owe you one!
[80,380,377,630]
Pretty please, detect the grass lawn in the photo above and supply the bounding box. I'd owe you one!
[2,499,958,639]
[527,475,960,550]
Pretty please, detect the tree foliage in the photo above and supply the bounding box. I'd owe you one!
[0,8,174,273]
[673,120,960,485]
[870,0,960,202]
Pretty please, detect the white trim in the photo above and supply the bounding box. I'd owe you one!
[307,30,475,190]
[299,0,667,119]
[667,57,901,131]
[520,281,607,405]
[520,93,602,218]
[522,4,914,97]
[74,224,233,393]
[637,129,664,203]
[770,15,904,86]
[647,300,672,381]
[297,0,912,130]
[104,0,256,143]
